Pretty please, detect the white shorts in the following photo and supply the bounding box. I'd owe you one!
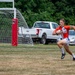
[57,38,70,46]
[63,38,70,46]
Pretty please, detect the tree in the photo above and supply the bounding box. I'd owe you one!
[0,0,75,27]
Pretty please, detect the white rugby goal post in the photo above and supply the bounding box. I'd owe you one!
[0,0,33,46]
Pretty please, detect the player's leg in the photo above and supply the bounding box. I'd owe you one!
[57,40,64,48]
[64,44,75,60]
[57,40,66,59]
[64,44,72,55]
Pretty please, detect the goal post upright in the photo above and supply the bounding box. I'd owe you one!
[0,0,18,46]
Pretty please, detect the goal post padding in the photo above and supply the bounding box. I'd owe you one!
[12,18,18,46]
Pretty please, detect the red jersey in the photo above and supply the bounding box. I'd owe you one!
[55,25,70,38]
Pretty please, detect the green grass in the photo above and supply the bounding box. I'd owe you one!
[0,44,75,75]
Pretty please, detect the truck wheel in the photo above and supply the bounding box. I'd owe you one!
[40,35,48,45]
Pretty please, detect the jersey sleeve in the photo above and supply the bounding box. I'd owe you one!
[64,26,70,30]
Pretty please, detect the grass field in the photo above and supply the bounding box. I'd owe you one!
[0,44,75,75]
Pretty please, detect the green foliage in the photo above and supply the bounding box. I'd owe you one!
[0,0,75,27]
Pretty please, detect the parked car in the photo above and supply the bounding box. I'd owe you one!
[69,30,75,45]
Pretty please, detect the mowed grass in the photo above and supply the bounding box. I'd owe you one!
[0,44,75,75]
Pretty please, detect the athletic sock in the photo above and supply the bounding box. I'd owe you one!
[72,53,75,58]
[60,48,65,54]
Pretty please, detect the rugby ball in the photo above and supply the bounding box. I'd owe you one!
[56,30,61,34]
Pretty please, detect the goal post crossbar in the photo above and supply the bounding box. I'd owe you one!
[0,8,16,10]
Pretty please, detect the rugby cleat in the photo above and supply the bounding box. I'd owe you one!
[61,53,66,59]
[73,57,75,61]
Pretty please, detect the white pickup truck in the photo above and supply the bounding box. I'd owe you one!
[18,21,61,44]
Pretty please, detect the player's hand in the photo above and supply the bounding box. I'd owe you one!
[74,26,75,31]
[72,26,75,31]
[52,31,56,35]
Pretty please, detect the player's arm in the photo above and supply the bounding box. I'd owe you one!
[52,27,62,35]
[70,26,75,30]
[52,30,62,35]
[52,30,56,35]
[65,25,75,30]
[52,27,58,35]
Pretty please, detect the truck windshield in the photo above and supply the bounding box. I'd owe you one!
[34,23,50,29]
